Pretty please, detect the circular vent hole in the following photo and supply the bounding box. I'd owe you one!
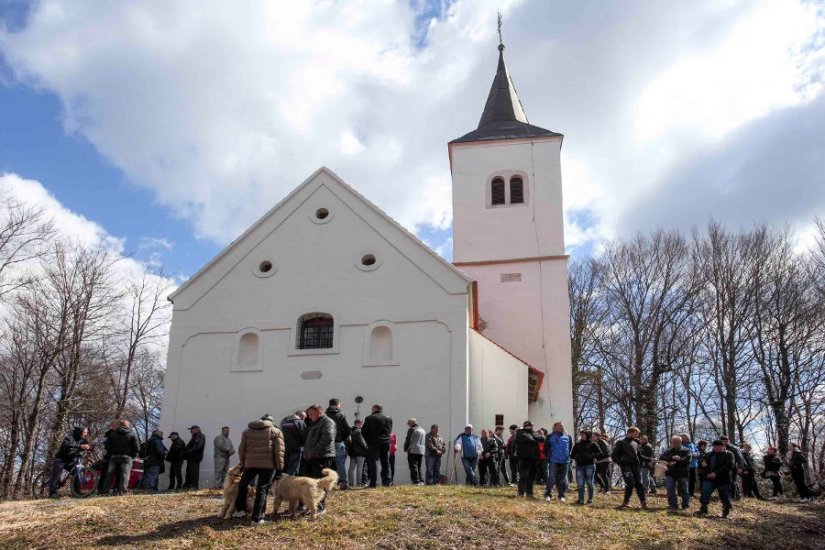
[361,254,377,267]
[258,261,273,273]
[315,208,329,220]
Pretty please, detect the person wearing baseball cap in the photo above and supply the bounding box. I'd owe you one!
[515,420,544,498]
[165,431,186,491]
[695,439,734,518]
[182,425,205,490]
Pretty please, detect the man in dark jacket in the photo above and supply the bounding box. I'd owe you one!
[696,440,734,518]
[361,404,393,487]
[183,425,205,490]
[102,420,139,495]
[478,429,500,487]
[789,443,811,502]
[96,421,119,494]
[304,404,337,478]
[506,424,519,487]
[594,432,611,494]
[325,398,351,489]
[141,429,167,491]
[515,420,544,498]
[280,411,308,476]
[165,432,186,491]
[611,427,647,509]
[49,426,90,497]
[659,435,691,510]
[739,444,762,500]
[720,435,743,500]
[638,435,656,495]
[493,426,508,485]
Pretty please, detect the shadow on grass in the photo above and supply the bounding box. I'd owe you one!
[95,514,244,547]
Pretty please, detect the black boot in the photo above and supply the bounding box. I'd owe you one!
[721,506,731,519]
[694,505,708,516]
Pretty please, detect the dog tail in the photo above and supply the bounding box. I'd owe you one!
[317,468,339,492]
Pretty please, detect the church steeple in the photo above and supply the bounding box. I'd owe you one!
[450,40,561,144]
[477,43,529,128]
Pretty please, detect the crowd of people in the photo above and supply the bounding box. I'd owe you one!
[49,401,816,522]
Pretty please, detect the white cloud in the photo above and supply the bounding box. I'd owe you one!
[0,0,822,259]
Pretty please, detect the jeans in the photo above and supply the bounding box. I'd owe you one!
[546,462,569,498]
[285,450,302,476]
[48,458,72,495]
[348,456,366,487]
[620,465,647,504]
[518,459,537,496]
[425,455,442,484]
[408,453,423,484]
[640,466,653,492]
[461,456,478,485]
[142,464,160,490]
[576,464,595,502]
[104,455,133,495]
[235,467,274,521]
[213,453,230,487]
[168,460,183,489]
[335,441,348,486]
[700,480,731,510]
[367,444,391,487]
[665,475,689,508]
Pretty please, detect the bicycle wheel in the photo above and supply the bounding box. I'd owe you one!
[70,467,98,498]
[31,471,49,499]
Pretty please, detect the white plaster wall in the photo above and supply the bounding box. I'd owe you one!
[461,258,573,432]
[160,172,471,486]
[468,330,529,431]
[450,137,565,263]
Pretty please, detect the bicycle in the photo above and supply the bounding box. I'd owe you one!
[32,451,98,499]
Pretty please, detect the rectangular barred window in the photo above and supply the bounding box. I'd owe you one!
[491,178,506,205]
[510,177,524,204]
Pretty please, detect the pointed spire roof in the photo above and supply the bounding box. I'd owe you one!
[451,43,561,144]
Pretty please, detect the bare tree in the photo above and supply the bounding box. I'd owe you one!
[0,189,55,299]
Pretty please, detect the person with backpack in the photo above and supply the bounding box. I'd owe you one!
[165,432,186,491]
[102,420,139,496]
[789,443,811,503]
[425,424,446,485]
[570,430,601,505]
[515,420,544,498]
[659,435,691,511]
[347,419,369,488]
[454,424,482,486]
[696,440,734,518]
[611,427,648,509]
[545,422,573,502]
[141,429,167,491]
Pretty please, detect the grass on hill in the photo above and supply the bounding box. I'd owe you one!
[0,484,822,549]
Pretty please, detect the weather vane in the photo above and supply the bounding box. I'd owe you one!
[497,11,503,47]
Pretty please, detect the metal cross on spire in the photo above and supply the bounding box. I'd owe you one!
[497,11,504,49]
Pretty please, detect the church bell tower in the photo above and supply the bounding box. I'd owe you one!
[448,39,573,429]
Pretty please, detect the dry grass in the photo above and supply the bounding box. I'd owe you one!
[0,485,822,549]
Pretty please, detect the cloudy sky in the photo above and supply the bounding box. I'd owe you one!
[1,0,823,278]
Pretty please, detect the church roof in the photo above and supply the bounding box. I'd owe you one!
[450,45,561,144]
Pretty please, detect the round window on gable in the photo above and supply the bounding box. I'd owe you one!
[356,251,381,271]
[361,254,376,266]
[253,259,277,278]
[315,208,329,220]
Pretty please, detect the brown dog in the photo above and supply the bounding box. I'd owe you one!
[220,465,255,519]
[270,468,338,520]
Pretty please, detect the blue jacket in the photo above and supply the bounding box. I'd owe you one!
[547,432,573,464]
[682,442,699,469]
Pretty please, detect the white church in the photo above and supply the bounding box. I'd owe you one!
[159,42,573,485]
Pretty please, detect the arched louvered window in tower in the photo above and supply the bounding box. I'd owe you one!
[510,177,524,204]
[491,177,506,205]
[297,313,334,349]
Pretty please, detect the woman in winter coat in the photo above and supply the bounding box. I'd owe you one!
[762,446,784,498]
[570,431,601,505]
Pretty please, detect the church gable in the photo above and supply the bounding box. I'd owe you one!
[169,167,471,313]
